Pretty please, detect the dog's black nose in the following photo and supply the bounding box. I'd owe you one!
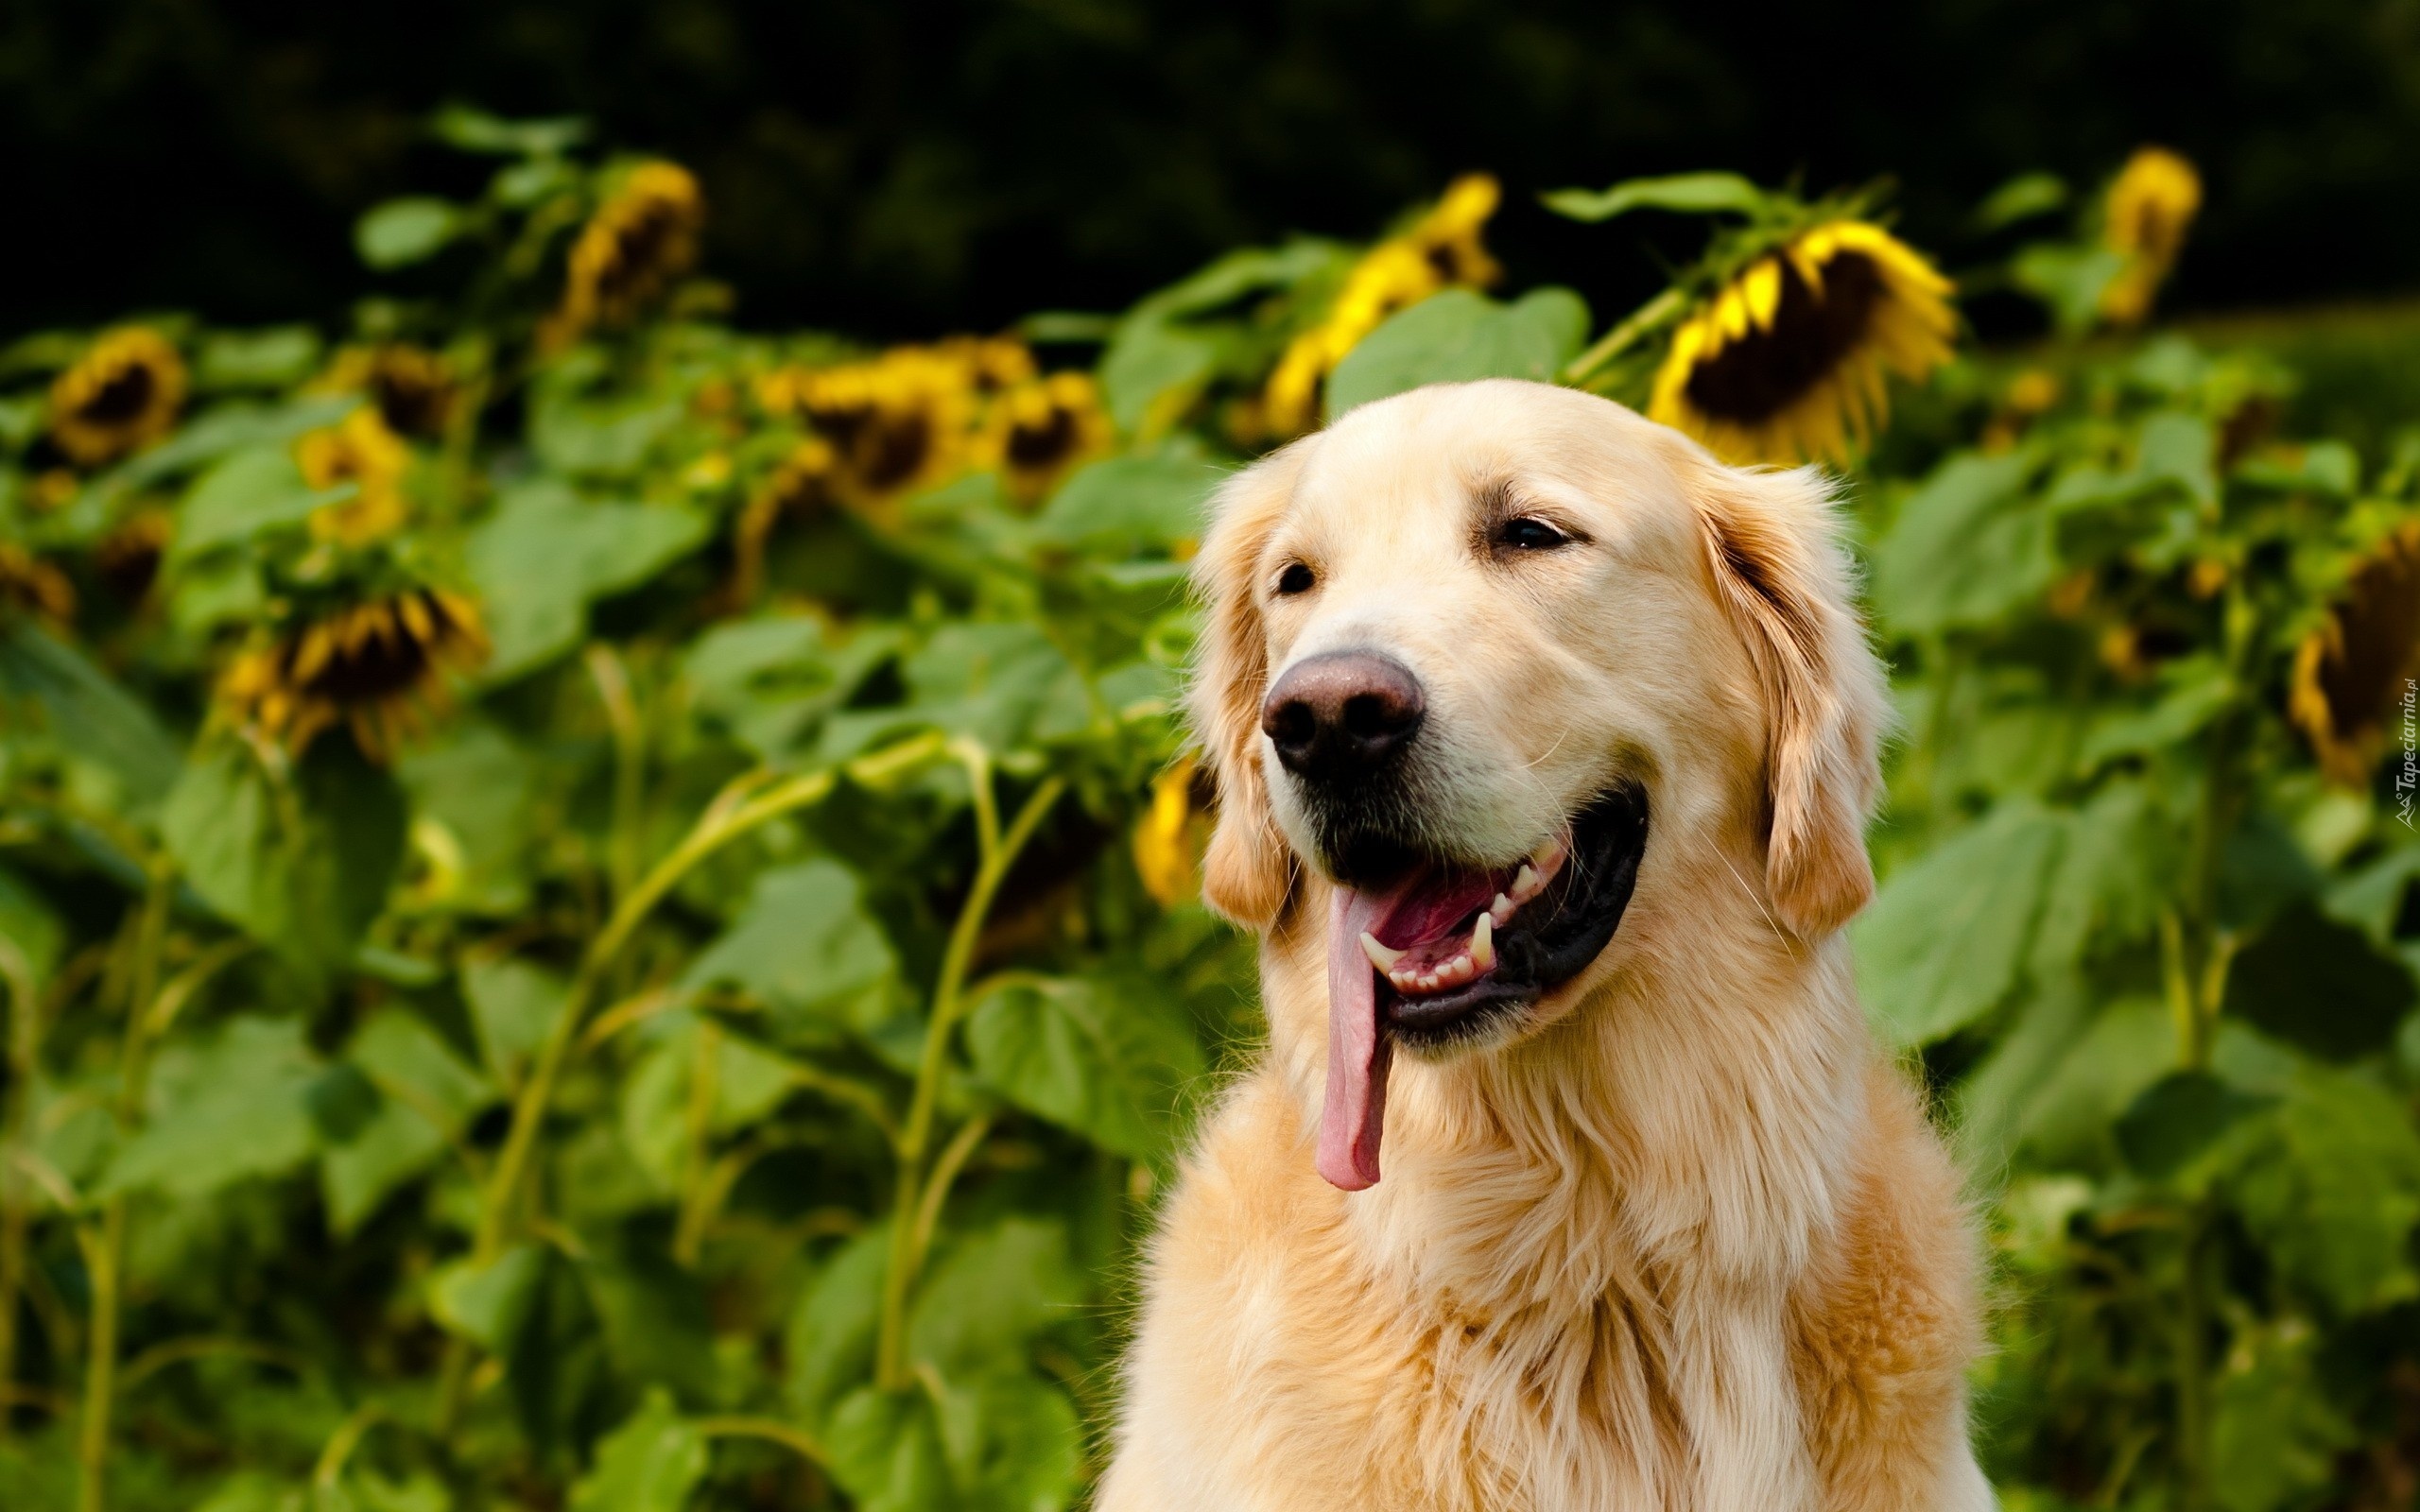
[1261,651,1426,781]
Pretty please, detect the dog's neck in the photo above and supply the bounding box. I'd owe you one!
[1269,844,1871,1316]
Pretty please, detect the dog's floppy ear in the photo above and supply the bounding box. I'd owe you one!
[1678,448,1890,937]
[1185,440,1313,928]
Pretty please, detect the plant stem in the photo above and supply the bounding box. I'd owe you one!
[875,760,1063,1390]
[78,867,171,1512]
[585,644,647,906]
[2174,1197,2214,1512]
[0,939,38,1441]
[1563,285,1687,387]
[694,1414,828,1467]
[2169,602,2253,1511]
[436,734,947,1430]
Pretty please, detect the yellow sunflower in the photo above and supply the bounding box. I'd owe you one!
[1132,756,1213,906]
[47,328,187,467]
[318,344,459,438]
[295,407,412,546]
[2290,519,2420,786]
[934,335,1038,395]
[554,162,706,339]
[1263,174,1503,436]
[980,371,1114,503]
[727,437,840,607]
[1648,220,1956,465]
[0,544,76,626]
[221,587,490,762]
[762,347,977,512]
[2100,147,2202,327]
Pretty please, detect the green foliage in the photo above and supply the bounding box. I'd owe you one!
[0,114,2415,1512]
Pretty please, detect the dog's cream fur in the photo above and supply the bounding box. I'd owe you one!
[1098,382,1990,1511]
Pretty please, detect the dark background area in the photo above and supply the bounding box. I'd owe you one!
[7,0,2418,340]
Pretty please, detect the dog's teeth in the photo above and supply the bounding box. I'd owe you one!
[1359,932,1406,971]
[1472,913,1495,971]
[1490,892,1515,924]
[1512,865,1538,901]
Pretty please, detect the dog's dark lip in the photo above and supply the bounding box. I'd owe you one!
[1381,784,1650,1051]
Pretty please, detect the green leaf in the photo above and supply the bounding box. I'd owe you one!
[0,619,182,803]
[320,1009,493,1230]
[580,1236,717,1402]
[0,863,65,982]
[966,974,1205,1161]
[352,1009,492,1128]
[1870,451,2053,635]
[394,720,538,914]
[827,1386,951,1512]
[2073,662,2232,773]
[112,395,354,490]
[569,1390,706,1512]
[1035,454,1223,556]
[197,328,323,390]
[1955,974,2093,1180]
[2209,1323,2358,1512]
[1540,171,1771,223]
[2011,243,2127,335]
[2115,1071,2269,1181]
[162,740,406,976]
[681,615,899,764]
[1324,287,1591,420]
[465,482,710,679]
[908,1218,1081,1378]
[2028,779,2169,971]
[431,106,587,157]
[1098,315,1221,435]
[355,198,462,269]
[786,1226,891,1428]
[2229,1068,2420,1315]
[529,391,686,478]
[1855,803,2066,1044]
[461,957,566,1089]
[2222,903,2415,1061]
[876,622,1087,754]
[1969,172,2069,232]
[827,1373,1080,1512]
[430,1243,545,1350]
[104,1017,323,1198]
[681,860,897,1041]
[2007,998,2173,1173]
[320,1096,441,1235]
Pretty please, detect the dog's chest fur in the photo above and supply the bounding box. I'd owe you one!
[1103,919,1990,1512]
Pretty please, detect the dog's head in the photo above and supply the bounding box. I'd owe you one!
[1186,380,1887,1189]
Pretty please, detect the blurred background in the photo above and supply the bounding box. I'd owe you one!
[4,6,2420,1512]
[13,0,2420,335]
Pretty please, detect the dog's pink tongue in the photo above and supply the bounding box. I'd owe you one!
[1318,883,1407,1192]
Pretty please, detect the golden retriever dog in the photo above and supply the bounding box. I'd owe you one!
[1098,380,1989,1511]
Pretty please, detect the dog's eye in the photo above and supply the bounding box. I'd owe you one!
[1496,517,1569,551]
[1275,562,1316,596]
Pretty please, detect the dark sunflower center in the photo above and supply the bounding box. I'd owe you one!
[2324,534,2420,731]
[856,412,935,491]
[373,371,447,438]
[80,365,158,426]
[599,203,684,302]
[298,600,450,702]
[1007,406,1077,469]
[1684,250,1883,425]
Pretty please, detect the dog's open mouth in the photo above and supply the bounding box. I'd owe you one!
[1318,784,1649,1192]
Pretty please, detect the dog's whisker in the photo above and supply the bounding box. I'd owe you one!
[1714,846,1799,957]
